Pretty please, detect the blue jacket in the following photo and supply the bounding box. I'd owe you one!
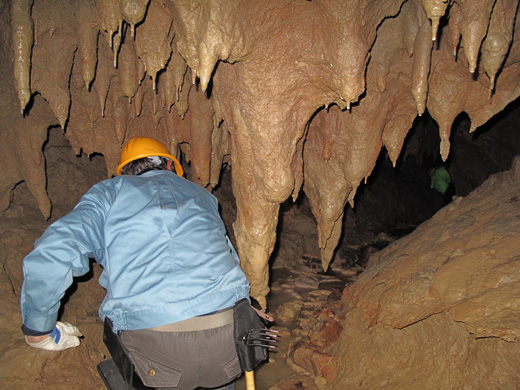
[21,170,250,332]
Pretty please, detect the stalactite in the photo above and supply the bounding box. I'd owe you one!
[209,120,229,188]
[112,94,128,145]
[97,0,122,50]
[170,41,188,103]
[319,116,333,162]
[133,81,144,117]
[481,0,518,98]
[165,0,246,92]
[118,35,139,101]
[174,68,191,118]
[400,1,419,56]
[457,0,496,73]
[135,0,174,90]
[76,0,99,91]
[157,62,177,111]
[187,87,214,186]
[439,124,451,161]
[31,1,76,129]
[303,108,350,272]
[343,123,383,207]
[112,20,123,68]
[448,1,463,58]
[93,38,116,117]
[165,108,180,160]
[151,88,160,124]
[411,20,433,116]
[421,0,449,41]
[11,0,33,114]
[136,56,146,85]
[208,96,229,188]
[119,0,150,38]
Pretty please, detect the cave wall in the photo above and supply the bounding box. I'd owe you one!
[1,0,519,309]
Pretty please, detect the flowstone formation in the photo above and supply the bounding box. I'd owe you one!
[2,0,520,310]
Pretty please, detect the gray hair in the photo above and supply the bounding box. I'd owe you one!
[121,156,170,175]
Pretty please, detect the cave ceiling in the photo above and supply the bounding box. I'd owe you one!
[1,0,519,308]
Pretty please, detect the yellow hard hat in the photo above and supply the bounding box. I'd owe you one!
[116,137,184,177]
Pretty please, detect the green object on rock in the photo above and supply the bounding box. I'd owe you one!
[431,166,451,195]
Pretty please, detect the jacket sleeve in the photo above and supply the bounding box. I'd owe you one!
[20,185,110,333]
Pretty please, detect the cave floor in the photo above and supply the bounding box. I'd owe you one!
[235,264,362,390]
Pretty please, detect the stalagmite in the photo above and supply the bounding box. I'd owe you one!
[481,0,518,97]
[11,0,33,114]
[76,0,99,91]
[119,0,150,38]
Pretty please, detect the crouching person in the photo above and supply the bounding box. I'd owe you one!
[21,137,254,389]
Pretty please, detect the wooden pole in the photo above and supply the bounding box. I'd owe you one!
[245,370,255,390]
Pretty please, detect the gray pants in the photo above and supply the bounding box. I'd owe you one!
[120,312,241,390]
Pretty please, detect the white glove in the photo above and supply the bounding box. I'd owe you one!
[26,321,83,351]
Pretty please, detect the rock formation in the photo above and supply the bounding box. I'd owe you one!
[285,156,520,389]
[1,0,519,310]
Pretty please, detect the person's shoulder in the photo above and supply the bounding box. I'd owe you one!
[85,176,128,200]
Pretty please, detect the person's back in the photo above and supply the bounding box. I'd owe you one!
[97,170,249,331]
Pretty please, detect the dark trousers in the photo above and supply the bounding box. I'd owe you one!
[120,319,241,390]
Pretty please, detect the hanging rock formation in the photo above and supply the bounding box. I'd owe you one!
[1,0,520,308]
